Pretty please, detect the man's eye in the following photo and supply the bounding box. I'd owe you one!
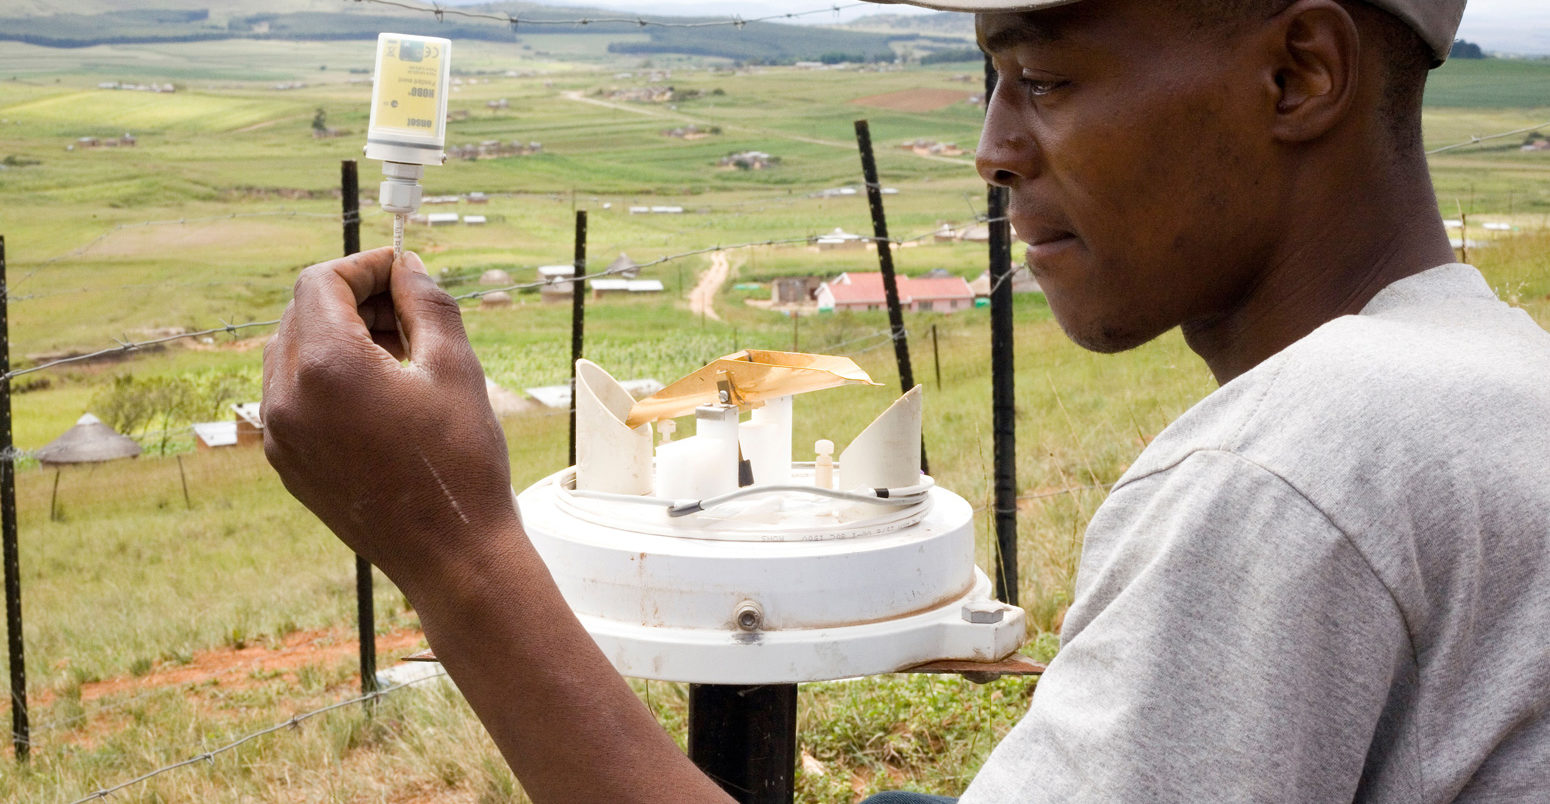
[1019,73,1067,97]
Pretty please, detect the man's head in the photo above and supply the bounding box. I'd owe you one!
[874,0,1462,373]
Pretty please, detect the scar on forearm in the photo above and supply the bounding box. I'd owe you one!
[419,450,471,525]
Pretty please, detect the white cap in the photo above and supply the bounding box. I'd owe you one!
[867,0,1466,64]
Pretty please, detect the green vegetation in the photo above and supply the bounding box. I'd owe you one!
[1425,56,1550,108]
[0,29,1546,802]
[0,6,901,64]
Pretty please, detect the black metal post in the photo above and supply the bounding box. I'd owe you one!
[176,454,191,511]
[343,161,378,696]
[569,210,587,467]
[688,683,798,804]
[985,57,1019,605]
[854,119,927,475]
[931,323,942,390]
[48,470,59,523]
[1,235,28,760]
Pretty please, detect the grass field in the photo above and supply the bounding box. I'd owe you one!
[0,32,1547,803]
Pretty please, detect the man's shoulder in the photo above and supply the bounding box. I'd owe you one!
[1124,264,1550,490]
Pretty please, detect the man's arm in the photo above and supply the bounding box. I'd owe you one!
[261,248,732,804]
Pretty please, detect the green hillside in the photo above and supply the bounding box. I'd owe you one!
[0,3,901,64]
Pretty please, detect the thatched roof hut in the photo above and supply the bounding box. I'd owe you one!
[479,291,513,309]
[479,269,513,286]
[36,413,141,466]
[607,254,641,279]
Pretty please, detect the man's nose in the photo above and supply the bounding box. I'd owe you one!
[976,87,1036,188]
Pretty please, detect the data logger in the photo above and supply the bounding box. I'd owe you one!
[364,33,451,261]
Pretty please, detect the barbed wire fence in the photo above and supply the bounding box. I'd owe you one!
[0,71,1542,796]
[0,135,1019,773]
[1426,120,1550,155]
[66,670,449,804]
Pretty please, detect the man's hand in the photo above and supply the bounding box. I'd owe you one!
[261,247,516,582]
[260,248,732,804]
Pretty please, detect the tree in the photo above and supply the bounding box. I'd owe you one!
[1450,39,1486,59]
[312,107,328,133]
[94,369,260,456]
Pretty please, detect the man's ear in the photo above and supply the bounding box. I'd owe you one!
[1264,0,1360,143]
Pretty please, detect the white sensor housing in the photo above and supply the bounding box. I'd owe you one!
[365,33,451,215]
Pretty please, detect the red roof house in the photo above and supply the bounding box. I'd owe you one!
[815,272,975,313]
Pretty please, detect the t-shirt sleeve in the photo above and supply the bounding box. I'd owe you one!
[961,450,1411,802]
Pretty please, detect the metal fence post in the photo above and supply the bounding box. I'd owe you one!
[342,161,378,697]
[688,683,798,804]
[854,119,928,475]
[984,57,1020,606]
[931,323,941,390]
[1,235,29,760]
[569,210,587,467]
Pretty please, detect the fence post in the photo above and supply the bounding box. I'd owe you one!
[48,470,60,523]
[931,323,941,390]
[176,454,191,511]
[1,235,28,760]
[342,161,378,697]
[689,683,798,804]
[984,57,1019,606]
[853,119,928,475]
[569,210,587,467]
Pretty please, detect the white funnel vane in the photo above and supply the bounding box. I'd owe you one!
[575,359,653,494]
[839,385,922,490]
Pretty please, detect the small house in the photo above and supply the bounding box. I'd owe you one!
[193,421,237,451]
[816,227,868,251]
[480,291,513,309]
[970,266,1042,298]
[36,413,141,466]
[607,254,641,279]
[480,269,513,286]
[591,278,630,298]
[815,272,975,314]
[772,276,823,305]
[538,265,576,302]
[233,402,263,447]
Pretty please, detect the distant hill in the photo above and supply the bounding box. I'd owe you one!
[0,2,899,63]
[0,0,334,14]
[838,11,974,38]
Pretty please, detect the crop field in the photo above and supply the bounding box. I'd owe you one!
[0,25,1546,803]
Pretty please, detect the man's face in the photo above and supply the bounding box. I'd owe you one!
[977,0,1280,353]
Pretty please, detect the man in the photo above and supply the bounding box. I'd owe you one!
[262,0,1550,801]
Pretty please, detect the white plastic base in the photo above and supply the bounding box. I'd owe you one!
[518,468,1026,684]
[574,569,1022,684]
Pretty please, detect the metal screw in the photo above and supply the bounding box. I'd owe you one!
[734,600,763,631]
[718,389,731,404]
[961,601,1005,624]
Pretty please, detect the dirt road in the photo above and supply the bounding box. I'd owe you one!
[689,251,730,322]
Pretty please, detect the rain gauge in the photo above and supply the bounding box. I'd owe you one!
[411,351,1032,802]
[521,350,1030,802]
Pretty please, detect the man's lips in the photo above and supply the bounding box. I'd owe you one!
[1019,226,1079,264]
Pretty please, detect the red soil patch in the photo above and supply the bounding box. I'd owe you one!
[850,88,977,112]
[19,625,427,711]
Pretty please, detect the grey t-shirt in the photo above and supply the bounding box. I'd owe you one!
[962,264,1550,801]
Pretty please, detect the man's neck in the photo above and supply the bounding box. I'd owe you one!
[1182,157,1457,385]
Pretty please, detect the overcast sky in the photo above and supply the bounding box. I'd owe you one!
[546,0,1550,52]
